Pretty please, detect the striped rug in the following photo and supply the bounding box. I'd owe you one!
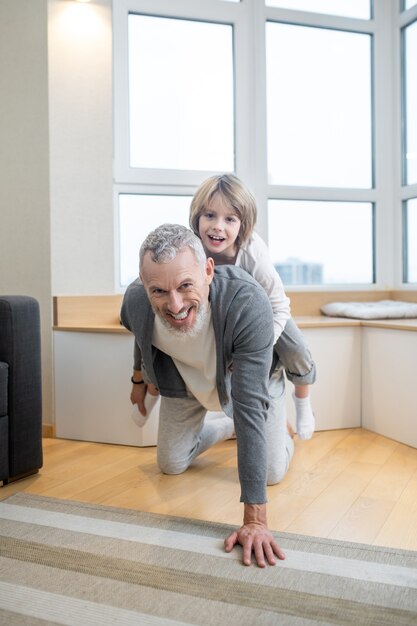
[0,493,416,625]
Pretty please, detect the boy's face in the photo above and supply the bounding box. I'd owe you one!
[198,193,242,261]
[140,248,214,336]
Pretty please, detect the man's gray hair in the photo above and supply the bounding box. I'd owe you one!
[139,223,207,270]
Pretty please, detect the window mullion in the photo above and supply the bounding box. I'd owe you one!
[373,0,402,287]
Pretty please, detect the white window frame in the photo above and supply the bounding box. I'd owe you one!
[113,0,254,187]
[113,0,412,291]
[400,3,417,284]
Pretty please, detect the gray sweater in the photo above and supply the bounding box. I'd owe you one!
[120,265,277,503]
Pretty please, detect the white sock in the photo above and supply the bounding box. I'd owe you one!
[293,392,315,440]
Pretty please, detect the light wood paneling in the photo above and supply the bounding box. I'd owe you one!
[53,291,417,327]
[287,290,390,316]
[53,295,123,328]
[391,290,417,304]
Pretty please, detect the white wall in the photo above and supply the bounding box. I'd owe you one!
[0,0,114,424]
[48,0,114,295]
[0,0,53,423]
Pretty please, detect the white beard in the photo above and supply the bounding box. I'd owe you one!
[156,303,208,341]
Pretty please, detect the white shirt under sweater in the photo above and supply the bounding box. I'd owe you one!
[152,304,222,411]
[235,232,291,343]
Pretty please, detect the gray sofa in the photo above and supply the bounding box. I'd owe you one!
[0,296,43,485]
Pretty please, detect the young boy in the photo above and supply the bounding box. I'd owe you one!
[189,173,316,439]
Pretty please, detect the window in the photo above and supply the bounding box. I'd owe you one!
[128,15,234,172]
[113,1,238,286]
[403,19,417,185]
[266,22,372,188]
[404,198,417,283]
[113,1,410,291]
[118,194,191,287]
[401,7,417,284]
[268,200,374,284]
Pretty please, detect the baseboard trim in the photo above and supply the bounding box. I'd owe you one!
[42,423,56,438]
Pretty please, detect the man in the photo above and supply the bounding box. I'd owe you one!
[120,224,294,567]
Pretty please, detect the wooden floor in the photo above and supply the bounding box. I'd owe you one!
[1,428,417,551]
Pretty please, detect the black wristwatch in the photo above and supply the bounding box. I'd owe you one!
[131,376,145,385]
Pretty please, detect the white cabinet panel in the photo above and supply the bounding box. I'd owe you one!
[54,324,417,447]
[361,328,417,448]
[54,331,158,446]
[285,327,362,432]
[54,325,362,446]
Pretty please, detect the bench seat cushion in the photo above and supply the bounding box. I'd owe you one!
[321,300,417,320]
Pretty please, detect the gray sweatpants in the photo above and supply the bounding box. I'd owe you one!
[156,371,294,488]
[276,317,316,385]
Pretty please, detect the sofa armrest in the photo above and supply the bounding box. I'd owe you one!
[0,362,8,479]
[0,296,43,482]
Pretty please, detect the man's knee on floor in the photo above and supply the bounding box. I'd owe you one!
[157,455,190,475]
[266,464,288,486]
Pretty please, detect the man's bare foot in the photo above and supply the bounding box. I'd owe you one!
[287,422,295,439]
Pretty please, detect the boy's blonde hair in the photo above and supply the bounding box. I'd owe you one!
[189,174,257,247]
